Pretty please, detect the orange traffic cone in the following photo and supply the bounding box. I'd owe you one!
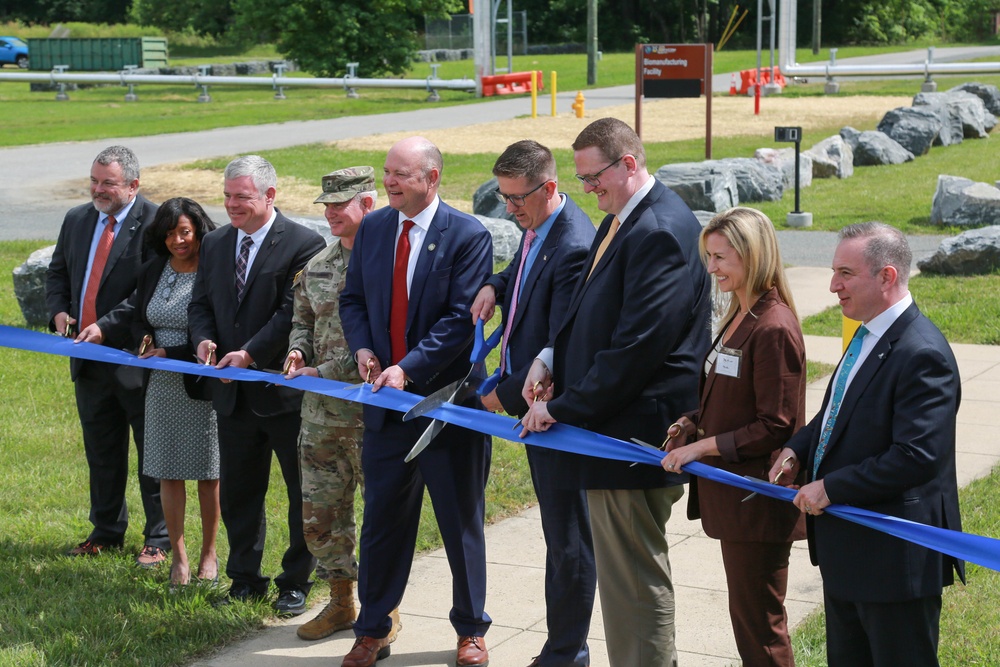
[729,73,738,96]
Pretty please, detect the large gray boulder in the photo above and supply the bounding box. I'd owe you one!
[913,90,994,141]
[804,135,854,179]
[918,226,1000,275]
[839,126,862,152]
[930,175,1000,227]
[475,215,522,265]
[717,158,784,202]
[653,162,739,212]
[472,177,515,222]
[948,82,1000,116]
[753,147,813,189]
[877,106,942,156]
[13,245,55,328]
[851,131,915,166]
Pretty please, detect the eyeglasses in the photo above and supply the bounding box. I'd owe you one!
[494,180,548,208]
[575,155,625,187]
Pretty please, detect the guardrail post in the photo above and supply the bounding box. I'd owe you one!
[197,65,212,103]
[123,65,138,102]
[426,63,441,102]
[824,48,839,94]
[345,62,360,98]
[273,62,287,100]
[53,65,70,101]
[921,46,938,92]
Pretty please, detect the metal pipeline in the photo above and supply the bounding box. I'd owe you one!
[0,70,476,91]
[777,0,1000,78]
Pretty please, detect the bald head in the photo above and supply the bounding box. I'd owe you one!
[383,136,443,218]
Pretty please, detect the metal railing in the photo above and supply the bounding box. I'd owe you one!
[0,62,476,102]
[777,0,1000,89]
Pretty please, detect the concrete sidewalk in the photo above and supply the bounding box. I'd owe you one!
[188,268,1000,666]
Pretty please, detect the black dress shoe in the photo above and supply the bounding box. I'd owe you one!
[274,588,307,617]
[214,582,267,607]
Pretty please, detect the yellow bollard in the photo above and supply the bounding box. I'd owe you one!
[551,71,558,117]
[531,71,538,118]
[841,316,862,353]
[572,91,585,118]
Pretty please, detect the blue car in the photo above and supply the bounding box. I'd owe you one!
[0,36,29,68]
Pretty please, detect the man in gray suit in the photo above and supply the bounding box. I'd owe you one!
[46,145,169,566]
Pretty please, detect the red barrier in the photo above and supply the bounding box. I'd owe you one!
[738,67,787,95]
[481,71,544,97]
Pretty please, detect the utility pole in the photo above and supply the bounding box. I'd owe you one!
[812,0,822,54]
[587,0,598,85]
[473,0,494,96]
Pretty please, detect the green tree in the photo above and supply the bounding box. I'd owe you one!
[229,0,461,77]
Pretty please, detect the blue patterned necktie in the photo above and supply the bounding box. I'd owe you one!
[813,325,869,478]
[235,235,253,301]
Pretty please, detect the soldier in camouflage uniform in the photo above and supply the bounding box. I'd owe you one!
[285,167,401,641]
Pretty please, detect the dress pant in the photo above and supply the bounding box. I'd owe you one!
[526,445,596,667]
[720,540,795,667]
[216,402,315,595]
[586,485,685,667]
[825,591,942,667]
[74,361,167,548]
[355,415,491,639]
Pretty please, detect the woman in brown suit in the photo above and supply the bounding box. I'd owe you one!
[661,207,806,667]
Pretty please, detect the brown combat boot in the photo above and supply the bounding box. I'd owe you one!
[386,606,402,643]
[297,578,355,640]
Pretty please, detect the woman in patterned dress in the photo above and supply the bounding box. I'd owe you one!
[81,198,220,586]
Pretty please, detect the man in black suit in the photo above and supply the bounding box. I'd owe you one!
[188,155,326,614]
[339,136,493,667]
[770,222,963,667]
[45,145,169,565]
[470,140,596,667]
[520,118,711,666]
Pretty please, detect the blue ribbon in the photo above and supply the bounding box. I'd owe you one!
[2,324,998,573]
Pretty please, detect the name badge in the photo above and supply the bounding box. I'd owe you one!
[716,345,742,378]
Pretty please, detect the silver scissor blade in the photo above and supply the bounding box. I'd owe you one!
[404,418,448,462]
[402,378,463,421]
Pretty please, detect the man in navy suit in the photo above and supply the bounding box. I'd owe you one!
[45,145,169,565]
[771,222,963,667]
[339,137,493,667]
[470,140,596,667]
[520,118,711,666]
[188,155,326,614]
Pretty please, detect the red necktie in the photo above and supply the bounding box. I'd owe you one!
[500,229,536,374]
[390,220,415,365]
[80,215,116,330]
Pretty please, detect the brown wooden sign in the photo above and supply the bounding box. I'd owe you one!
[640,44,708,98]
[635,43,713,159]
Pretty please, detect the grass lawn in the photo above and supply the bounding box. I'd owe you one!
[3,44,998,148]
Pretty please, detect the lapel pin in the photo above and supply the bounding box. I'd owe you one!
[427,243,437,252]
[878,352,885,359]
[543,254,548,260]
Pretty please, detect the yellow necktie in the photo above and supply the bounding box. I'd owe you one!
[587,216,620,280]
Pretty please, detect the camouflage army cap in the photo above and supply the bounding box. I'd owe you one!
[314,166,376,204]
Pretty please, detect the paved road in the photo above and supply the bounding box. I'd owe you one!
[3,46,994,241]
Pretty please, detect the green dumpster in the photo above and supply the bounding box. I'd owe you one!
[28,37,168,71]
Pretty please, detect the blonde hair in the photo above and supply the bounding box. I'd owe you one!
[699,207,797,324]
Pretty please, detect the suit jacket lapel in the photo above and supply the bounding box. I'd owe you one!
[512,221,561,332]
[105,215,140,282]
[221,226,240,304]
[828,303,917,449]
[407,207,447,330]
[239,214,284,307]
[561,212,614,328]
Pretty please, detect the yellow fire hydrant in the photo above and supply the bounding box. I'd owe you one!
[572,91,585,118]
